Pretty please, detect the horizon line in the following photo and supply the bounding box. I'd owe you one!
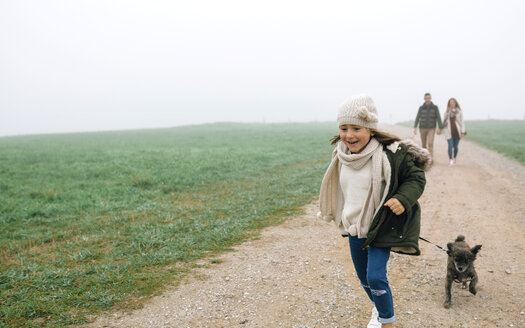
[1,118,523,139]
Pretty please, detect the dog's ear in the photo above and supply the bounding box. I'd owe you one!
[471,245,482,255]
[446,242,454,255]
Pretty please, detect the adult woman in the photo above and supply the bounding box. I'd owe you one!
[443,98,466,165]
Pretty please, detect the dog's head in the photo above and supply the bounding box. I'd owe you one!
[447,243,482,273]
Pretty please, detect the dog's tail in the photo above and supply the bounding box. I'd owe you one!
[455,235,465,242]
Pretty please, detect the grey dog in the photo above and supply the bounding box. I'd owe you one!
[444,235,482,308]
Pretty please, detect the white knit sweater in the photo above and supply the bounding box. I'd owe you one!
[340,160,373,236]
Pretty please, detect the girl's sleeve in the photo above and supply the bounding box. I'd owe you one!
[391,154,426,212]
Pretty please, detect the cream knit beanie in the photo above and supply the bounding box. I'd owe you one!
[337,94,379,129]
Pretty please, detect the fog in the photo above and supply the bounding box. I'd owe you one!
[1,0,524,136]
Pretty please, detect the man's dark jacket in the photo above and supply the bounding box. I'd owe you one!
[414,102,443,129]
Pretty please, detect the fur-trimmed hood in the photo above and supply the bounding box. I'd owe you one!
[384,139,431,171]
[398,139,432,171]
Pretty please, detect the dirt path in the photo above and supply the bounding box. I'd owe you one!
[85,125,525,328]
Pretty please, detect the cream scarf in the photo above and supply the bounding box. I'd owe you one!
[319,137,392,237]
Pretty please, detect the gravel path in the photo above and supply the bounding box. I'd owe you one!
[85,125,525,328]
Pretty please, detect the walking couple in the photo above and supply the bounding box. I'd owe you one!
[413,93,466,166]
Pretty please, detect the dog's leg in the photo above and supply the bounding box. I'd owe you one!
[469,274,478,295]
[444,277,452,308]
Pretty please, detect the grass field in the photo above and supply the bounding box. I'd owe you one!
[398,120,525,164]
[0,122,337,327]
[461,120,525,164]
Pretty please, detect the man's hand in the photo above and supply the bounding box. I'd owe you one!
[384,198,405,215]
[437,129,442,135]
[461,132,466,138]
[413,128,417,135]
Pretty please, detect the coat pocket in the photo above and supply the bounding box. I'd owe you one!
[377,210,407,241]
[402,204,421,241]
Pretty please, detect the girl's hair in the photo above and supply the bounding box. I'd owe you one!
[330,129,401,146]
[446,98,461,113]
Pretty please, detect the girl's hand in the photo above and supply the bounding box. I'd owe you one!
[384,198,405,215]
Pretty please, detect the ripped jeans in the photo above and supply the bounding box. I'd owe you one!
[349,236,395,324]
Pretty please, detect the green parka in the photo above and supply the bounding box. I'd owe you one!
[363,140,429,255]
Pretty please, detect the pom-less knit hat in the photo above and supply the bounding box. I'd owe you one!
[337,94,379,129]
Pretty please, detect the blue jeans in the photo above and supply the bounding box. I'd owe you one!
[447,138,460,159]
[349,236,395,324]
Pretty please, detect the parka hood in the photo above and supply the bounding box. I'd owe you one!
[400,139,432,171]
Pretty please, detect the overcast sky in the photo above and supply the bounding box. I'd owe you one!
[1,0,524,136]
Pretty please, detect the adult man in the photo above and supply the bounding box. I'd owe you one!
[413,93,442,158]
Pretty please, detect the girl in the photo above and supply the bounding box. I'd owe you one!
[442,98,466,166]
[318,95,430,328]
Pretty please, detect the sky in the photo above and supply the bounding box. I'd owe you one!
[1,0,524,136]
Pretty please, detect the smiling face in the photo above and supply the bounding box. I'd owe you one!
[449,99,457,108]
[339,124,372,153]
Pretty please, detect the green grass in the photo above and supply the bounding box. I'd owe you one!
[462,120,525,164]
[396,120,414,129]
[397,120,525,164]
[0,122,337,327]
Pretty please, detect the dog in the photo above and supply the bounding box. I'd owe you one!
[443,235,482,308]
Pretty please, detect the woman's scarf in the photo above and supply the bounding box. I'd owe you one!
[449,107,459,119]
[319,137,391,238]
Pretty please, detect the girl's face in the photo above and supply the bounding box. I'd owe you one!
[339,124,372,154]
[449,99,457,108]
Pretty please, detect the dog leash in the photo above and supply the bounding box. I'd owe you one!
[419,236,447,253]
